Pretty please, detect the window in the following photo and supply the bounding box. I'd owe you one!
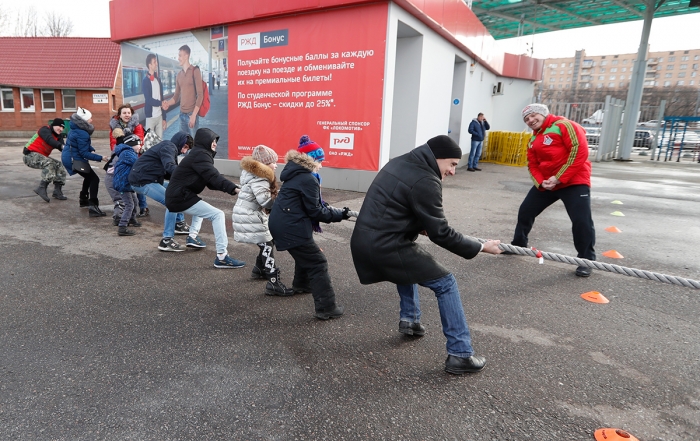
[583,83,590,89]
[549,84,554,89]
[680,64,688,69]
[609,75,616,80]
[561,63,566,67]
[568,69,572,74]
[693,64,698,70]
[622,67,627,72]
[62,89,76,110]
[611,68,617,73]
[695,55,699,60]
[565,84,570,89]
[566,77,571,82]
[41,90,56,111]
[664,81,671,87]
[1,88,13,111]
[658,57,664,63]
[597,83,603,88]
[20,88,34,111]
[678,72,686,78]
[558,84,562,89]
[560,70,564,75]
[619,82,625,87]
[560,77,564,82]
[601,60,607,66]
[677,80,684,86]
[667,65,674,70]
[691,80,695,85]
[598,75,604,80]
[620,75,625,80]
[612,60,618,65]
[623,59,629,64]
[668,56,675,62]
[600,68,605,73]
[569,62,573,67]
[608,82,615,88]
[665,73,673,78]
[681,56,689,61]
[692,71,697,78]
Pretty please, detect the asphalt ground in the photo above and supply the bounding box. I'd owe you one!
[1,138,699,440]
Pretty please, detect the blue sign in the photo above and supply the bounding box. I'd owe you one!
[453,98,460,105]
[260,29,289,48]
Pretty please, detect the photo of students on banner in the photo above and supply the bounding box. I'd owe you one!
[120,29,229,157]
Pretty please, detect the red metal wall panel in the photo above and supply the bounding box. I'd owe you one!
[421,0,444,26]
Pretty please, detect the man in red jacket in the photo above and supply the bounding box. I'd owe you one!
[23,118,68,202]
[508,104,596,277]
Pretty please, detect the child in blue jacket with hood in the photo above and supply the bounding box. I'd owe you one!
[112,134,143,236]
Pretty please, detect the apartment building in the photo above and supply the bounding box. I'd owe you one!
[541,48,700,91]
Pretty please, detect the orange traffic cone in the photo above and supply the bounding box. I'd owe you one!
[602,250,624,259]
[581,291,609,304]
[594,428,639,441]
[605,226,622,233]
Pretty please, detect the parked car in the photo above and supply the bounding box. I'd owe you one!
[658,132,700,150]
[639,120,665,128]
[584,127,600,146]
[633,130,654,148]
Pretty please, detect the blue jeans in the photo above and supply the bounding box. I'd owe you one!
[184,200,227,255]
[178,111,199,137]
[132,182,185,239]
[396,274,474,358]
[137,192,148,210]
[468,140,483,169]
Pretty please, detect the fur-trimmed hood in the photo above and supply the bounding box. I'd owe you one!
[241,156,276,182]
[284,149,317,171]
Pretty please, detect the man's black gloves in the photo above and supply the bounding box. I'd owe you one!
[342,207,351,219]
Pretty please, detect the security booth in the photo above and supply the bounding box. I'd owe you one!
[109,0,543,191]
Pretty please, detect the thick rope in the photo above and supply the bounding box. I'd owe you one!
[469,238,700,290]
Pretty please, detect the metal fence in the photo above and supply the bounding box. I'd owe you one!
[545,102,660,127]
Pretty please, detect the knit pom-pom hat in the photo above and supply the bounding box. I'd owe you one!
[521,103,549,120]
[297,135,325,162]
[252,145,278,165]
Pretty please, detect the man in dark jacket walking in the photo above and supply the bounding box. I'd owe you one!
[269,136,350,320]
[129,131,193,251]
[467,113,490,171]
[350,135,502,375]
[165,128,243,268]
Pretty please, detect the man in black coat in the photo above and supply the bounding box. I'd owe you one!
[269,137,350,320]
[129,131,193,251]
[165,128,244,268]
[350,135,502,375]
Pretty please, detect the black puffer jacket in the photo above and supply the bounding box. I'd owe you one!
[350,144,482,285]
[269,150,344,251]
[165,128,238,213]
[129,132,189,187]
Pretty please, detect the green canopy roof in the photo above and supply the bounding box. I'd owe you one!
[471,0,700,40]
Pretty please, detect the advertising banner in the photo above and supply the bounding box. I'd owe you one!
[229,4,387,171]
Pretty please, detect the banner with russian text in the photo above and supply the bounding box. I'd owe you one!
[229,4,387,171]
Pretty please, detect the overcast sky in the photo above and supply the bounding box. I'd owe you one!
[5,0,700,60]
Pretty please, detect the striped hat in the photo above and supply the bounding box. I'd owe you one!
[298,135,325,162]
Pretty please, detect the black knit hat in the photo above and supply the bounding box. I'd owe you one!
[426,135,462,159]
[50,118,65,128]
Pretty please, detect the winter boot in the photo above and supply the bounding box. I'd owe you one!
[264,268,294,296]
[251,254,265,279]
[34,181,50,202]
[52,183,67,200]
[118,226,136,236]
[79,191,89,208]
[88,198,106,217]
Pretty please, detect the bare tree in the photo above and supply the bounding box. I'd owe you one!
[13,7,41,37]
[44,11,74,37]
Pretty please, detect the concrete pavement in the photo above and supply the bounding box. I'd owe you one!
[1,138,699,440]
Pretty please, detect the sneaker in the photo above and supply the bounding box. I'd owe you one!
[158,237,184,252]
[214,255,245,269]
[186,235,207,248]
[112,218,119,226]
[128,218,142,227]
[137,207,150,217]
[118,226,136,236]
[399,320,426,337]
[174,221,190,235]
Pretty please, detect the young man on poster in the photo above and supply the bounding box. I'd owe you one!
[141,54,167,139]
[162,45,203,137]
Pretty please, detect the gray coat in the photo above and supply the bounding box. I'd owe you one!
[232,156,276,244]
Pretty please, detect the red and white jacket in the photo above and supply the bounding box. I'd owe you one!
[527,114,591,190]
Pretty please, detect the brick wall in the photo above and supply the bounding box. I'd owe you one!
[0,86,119,137]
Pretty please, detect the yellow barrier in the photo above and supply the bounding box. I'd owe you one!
[480,131,530,167]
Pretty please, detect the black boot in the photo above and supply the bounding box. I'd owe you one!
[251,254,265,279]
[118,226,136,236]
[79,191,89,208]
[264,268,294,296]
[34,181,50,202]
[51,183,67,200]
[88,198,106,217]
